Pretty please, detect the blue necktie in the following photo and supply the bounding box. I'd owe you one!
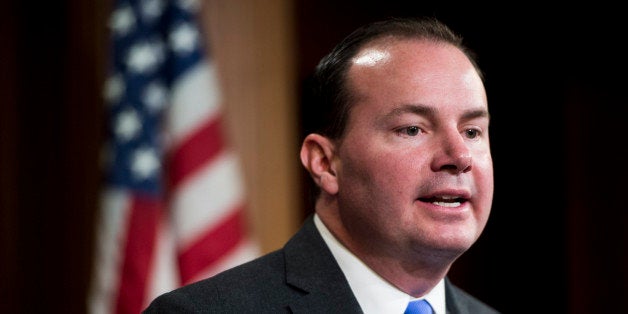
[404,299,434,314]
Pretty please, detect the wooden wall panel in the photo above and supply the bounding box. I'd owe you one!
[202,0,301,254]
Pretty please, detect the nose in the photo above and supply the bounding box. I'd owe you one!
[430,132,472,174]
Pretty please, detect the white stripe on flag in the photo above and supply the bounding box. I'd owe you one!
[88,189,131,314]
[144,213,178,308]
[186,238,260,284]
[167,61,221,147]
[171,151,246,247]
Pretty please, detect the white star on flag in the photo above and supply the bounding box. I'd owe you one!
[143,81,168,113]
[170,23,198,54]
[178,0,199,11]
[141,0,166,22]
[104,74,125,103]
[115,108,141,141]
[109,5,136,36]
[126,41,163,74]
[131,147,160,180]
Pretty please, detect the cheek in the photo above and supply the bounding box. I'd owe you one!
[475,154,494,192]
[338,132,427,197]
[386,157,422,190]
[473,156,494,218]
[358,150,421,198]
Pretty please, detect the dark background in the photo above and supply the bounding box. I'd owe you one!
[2,1,627,313]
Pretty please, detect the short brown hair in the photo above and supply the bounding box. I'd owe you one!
[309,16,483,140]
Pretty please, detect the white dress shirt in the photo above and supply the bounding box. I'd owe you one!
[314,214,446,314]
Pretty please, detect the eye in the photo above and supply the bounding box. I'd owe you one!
[464,128,481,139]
[397,126,422,137]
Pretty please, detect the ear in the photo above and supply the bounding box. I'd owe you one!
[300,134,339,195]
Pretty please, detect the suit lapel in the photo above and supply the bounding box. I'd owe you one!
[283,216,363,313]
[444,277,474,314]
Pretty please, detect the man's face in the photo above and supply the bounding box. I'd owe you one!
[333,39,493,262]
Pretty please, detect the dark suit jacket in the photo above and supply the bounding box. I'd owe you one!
[143,215,500,313]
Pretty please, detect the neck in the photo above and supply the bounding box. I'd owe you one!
[358,250,452,297]
[316,205,456,298]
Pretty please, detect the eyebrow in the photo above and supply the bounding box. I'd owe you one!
[381,103,490,122]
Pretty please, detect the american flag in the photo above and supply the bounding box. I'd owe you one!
[88,0,259,313]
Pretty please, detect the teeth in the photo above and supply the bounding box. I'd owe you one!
[433,201,461,207]
[439,195,457,199]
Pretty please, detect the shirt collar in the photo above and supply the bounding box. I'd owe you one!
[314,213,446,314]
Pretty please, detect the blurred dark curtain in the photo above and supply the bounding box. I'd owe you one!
[0,1,105,313]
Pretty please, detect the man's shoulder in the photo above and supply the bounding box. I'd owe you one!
[143,249,290,313]
[142,216,347,313]
[197,248,287,289]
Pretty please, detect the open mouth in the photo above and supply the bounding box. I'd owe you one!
[418,195,467,208]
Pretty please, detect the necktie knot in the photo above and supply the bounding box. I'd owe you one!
[404,299,434,314]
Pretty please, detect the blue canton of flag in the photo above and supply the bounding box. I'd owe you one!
[104,0,204,194]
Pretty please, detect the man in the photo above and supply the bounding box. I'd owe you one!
[144,16,500,314]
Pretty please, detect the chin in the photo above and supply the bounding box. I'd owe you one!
[428,227,479,253]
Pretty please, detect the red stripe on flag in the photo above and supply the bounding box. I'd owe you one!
[178,205,246,284]
[168,116,224,188]
[115,196,161,314]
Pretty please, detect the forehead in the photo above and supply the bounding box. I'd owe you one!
[349,38,476,81]
[345,38,487,120]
